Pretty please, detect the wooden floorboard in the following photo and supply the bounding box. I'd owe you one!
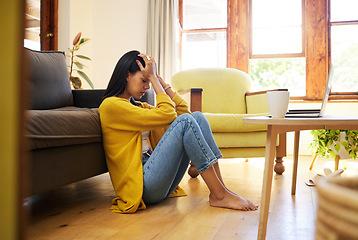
[26,156,358,240]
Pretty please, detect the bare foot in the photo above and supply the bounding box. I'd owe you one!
[209,191,258,211]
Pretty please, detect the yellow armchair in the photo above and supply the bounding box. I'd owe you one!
[171,68,287,175]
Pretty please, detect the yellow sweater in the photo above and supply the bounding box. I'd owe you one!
[99,93,190,213]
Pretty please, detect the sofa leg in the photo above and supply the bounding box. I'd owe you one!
[274,157,285,175]
[188,162,199,178]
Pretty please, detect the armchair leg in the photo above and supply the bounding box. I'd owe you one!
[274,157,285,175]
[274,132,287,175]
[188,162,199,178]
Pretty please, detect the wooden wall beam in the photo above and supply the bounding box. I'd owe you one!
[227,0,249,73]
[305,0,329,100]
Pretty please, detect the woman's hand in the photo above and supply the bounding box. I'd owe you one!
[136,53,175,99]
[137,54,165,95]
[137,54,158,81]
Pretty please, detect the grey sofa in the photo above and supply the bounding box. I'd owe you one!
[25,48,154,196]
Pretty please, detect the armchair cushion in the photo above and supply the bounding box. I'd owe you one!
[204,113,267,132]
[213,132,267,148]
[172,68,251,114]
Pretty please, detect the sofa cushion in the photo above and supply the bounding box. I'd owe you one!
[204,113,268,132]
[213,132,267,148]
[26,48,73,110]
[26,107,102,150]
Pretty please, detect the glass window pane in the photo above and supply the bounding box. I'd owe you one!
[183,0,227,29]
[252,0,302,55]
[25,0,41,50]
[331,0,358,22]
[249,58,306,96]
[331,25,358,92]
[181,32,227,70]
[252,27,302,55]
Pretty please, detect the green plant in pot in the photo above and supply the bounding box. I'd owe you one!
[310,128,358,160]
[67,32,94,89]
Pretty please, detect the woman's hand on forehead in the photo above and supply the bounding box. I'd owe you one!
[137,53,158,81]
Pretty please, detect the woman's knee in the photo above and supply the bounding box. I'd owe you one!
[176,113,198,125]
[191,111,204,119]
[191,111,208,125]
[174,113,206,132]
[176,113,191,121]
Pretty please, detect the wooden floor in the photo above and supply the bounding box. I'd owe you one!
[26,156,358,240]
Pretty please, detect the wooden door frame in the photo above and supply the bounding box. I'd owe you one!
[40,0,58,50]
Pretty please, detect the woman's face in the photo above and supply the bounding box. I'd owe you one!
[124,71,150,99]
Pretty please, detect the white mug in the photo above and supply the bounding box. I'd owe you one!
[267,90,290,118]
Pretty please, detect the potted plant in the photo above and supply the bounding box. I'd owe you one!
[310,128,358,160]
[67,32,94,89]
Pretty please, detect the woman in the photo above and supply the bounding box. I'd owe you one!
[99,50,258,213]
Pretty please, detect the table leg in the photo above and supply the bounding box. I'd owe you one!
[291,131,300,195]
[258,125,277,240]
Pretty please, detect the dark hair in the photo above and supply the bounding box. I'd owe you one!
[102,50,146,100]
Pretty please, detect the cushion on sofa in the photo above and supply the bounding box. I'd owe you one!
[26,107,102,150]
[26,48,73,110]
[203,113,268,132]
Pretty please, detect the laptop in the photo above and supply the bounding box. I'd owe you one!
[285,66,333,118]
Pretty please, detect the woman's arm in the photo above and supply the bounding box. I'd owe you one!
[99,95,177,132]
[157,76,175,99]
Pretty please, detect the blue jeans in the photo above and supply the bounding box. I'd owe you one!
[142,112,222,204]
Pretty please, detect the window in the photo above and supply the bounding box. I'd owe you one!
[179,0,227,70]
[330,0,358,94]
[251,0,303,56]
[178,0,356,100]
[250,0,305,96]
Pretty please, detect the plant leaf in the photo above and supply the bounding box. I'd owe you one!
[70,76,82,89]
[76,38,90,48]
[334,144,340,152]
[73,32,82,45]
[75,55,92,61]
[74,61,85,69]
[76,70,94,89]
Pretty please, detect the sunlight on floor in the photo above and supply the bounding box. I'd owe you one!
[323,160,358,177]
[221,155,358,178]
[221,158,266,169]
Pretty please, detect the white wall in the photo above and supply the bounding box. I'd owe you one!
[58,0,148,89]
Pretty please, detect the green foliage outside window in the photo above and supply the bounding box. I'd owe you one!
[249,58,305,95]
[331,26,358,92]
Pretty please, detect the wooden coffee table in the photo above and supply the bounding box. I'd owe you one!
[243,115,358,240]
